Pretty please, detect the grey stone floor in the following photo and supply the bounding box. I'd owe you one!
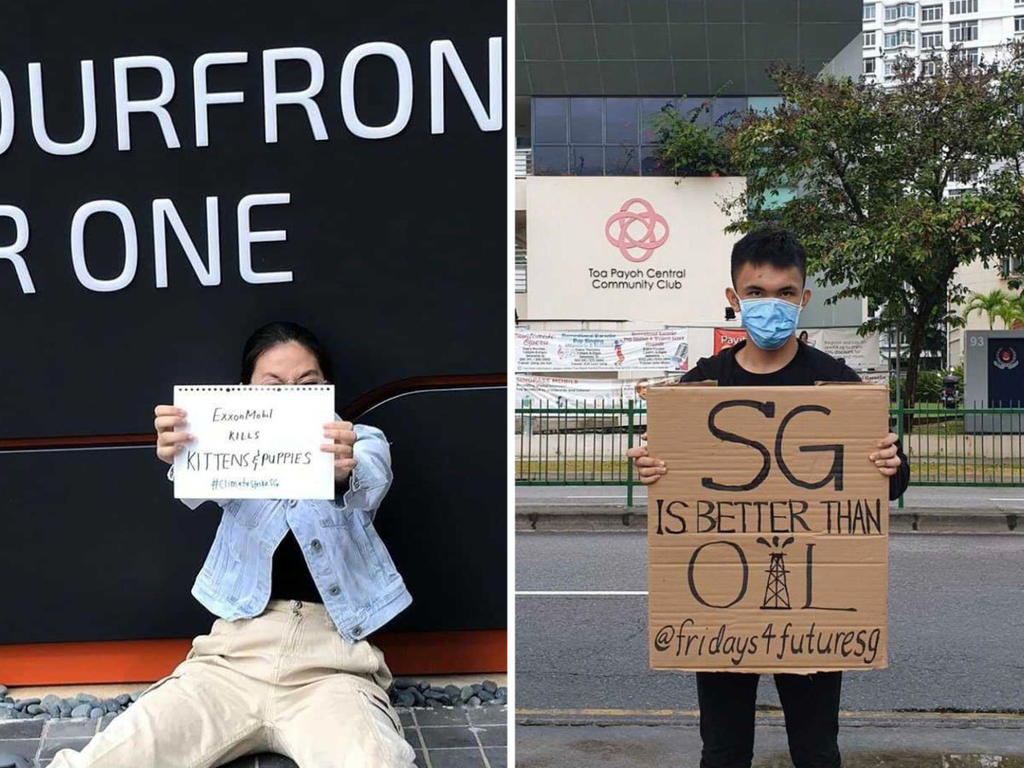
[0,705,507,767]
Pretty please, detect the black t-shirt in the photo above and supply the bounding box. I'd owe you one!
[269,477,349,603]
[681,340,910,500]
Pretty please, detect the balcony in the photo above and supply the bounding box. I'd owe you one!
[516,148,532,179]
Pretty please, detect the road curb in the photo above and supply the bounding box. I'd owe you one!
[516,506,1021,533]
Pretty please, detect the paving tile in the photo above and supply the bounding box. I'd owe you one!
[473,725,506,747]
[484,746,507,768]
[399,709,415,726]
[413,707,471,727]
[42,719,98,738]
[414,749,428,767]
[403,733,419,749]
[420,726,480,749]
[467,706,507,726]
[37,737,92,760]
[427,748,487,768]
[0,737,39,762]
[0,719,46,739]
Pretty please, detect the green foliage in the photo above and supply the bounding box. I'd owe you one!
[650,99,737,177]
[961,288,1024,328]
[721,44,1024,405]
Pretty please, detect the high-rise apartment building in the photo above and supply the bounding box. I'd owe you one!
[861,0,1024,83]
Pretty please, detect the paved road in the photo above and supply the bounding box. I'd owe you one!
[515,532,1024,713]
[516,484,1024,511]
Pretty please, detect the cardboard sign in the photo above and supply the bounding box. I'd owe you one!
[173,385,335,500]
[647,384,889,673]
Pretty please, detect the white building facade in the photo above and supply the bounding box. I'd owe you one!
[862,0,1024,83]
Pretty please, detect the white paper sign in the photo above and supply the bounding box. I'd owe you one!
[173,385,335,500]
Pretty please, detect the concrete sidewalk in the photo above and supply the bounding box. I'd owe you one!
[516,504,1022,533]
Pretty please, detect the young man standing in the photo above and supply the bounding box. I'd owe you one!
[627,227,909,768]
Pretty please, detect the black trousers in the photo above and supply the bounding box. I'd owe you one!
[695,671,842,768]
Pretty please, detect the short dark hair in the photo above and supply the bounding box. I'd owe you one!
[730,227,807,286]
[240,321,334,384]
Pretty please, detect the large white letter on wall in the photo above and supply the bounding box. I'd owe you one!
[237,193,292,284]
[262,48,328,144]
[0,205,33,294]
[340,43,412,139]
[193,52,248,148]
[28,61,97,156]
[113,56,181,151]
[71,201,139,293]
[430,37,502,134]
[153,198,222,288]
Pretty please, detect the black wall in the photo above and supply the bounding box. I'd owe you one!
[0,0,506,643]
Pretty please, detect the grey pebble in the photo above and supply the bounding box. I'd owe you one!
[395,690,415,707]
[115,694,131,706]
[423,689,446,701]
[482,680,498,694]
[0,684,7,697]
[71,704,92,718]
[459,685,474,703]
[25,706,43,715]
[468,696,481,707]
[393,678,417,690]
[89,707,104,719]
[427,699,444,710]
[478,690,494,702]
[410,688,425,706]
[76,693,99,706]
[102,699,119,714]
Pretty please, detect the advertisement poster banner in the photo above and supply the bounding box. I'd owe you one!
[516,374,650,403]
[714,327,748,354]
[799,329,880,371]
[515,329,688,372]
[646,384,889,673]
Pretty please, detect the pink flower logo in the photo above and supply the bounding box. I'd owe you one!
[604,198,670,263]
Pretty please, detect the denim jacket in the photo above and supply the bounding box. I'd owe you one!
[167,423,411,642]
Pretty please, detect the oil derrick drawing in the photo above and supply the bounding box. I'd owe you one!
[757,535,794,610]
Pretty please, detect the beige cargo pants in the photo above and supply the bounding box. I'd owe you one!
[49,600,416,768]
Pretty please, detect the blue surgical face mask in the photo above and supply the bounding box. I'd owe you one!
[739,298,802,350]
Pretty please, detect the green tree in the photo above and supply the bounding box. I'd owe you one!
[994,292,1024,328]
[719,46,1024,406]
[963,288,1013,329]
[651,98,737,177]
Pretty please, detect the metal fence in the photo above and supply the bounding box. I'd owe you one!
[515,400,1024,505]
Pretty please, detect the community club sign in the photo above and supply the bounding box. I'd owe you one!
[528,176,740,325]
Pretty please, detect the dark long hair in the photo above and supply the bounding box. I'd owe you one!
[240,322,334,384]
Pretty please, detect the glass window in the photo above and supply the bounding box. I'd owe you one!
[922,4,942,21]
[921,31,942,48]
[605,145,639,175]
[864,58,876,74]
[863,3,876,20]
[569,98,603,144]
[864,31,876,47]
[949,0,977,14]
[605,98,639,145]
[921,58,938,76]
[884,30,915,48]
[532,98,568,144]
[569,145,604,175]
[641,97,678,144]
[640,147,671,176]
[950,21,978,42]
[532,145,569,175]
[712,97,746,128]
[1016,15,1024,31]
[884,3,916,20]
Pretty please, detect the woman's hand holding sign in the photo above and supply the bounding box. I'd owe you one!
[154,405,192,465]
[323,421,358,482]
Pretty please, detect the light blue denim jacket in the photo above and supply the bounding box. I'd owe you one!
[168,423,412,642]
